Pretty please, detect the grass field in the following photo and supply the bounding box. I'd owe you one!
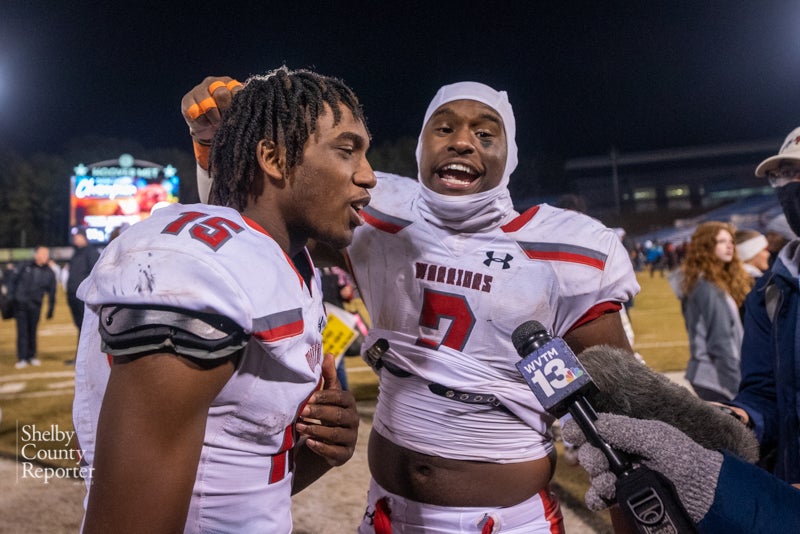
[626,271,690,372]
[0,271,689,530]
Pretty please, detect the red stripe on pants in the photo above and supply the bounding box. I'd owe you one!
[373,497,392,534]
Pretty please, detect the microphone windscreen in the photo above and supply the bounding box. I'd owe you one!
[578,345,759,463]
[511,320,546,353]
[512,320,552,358]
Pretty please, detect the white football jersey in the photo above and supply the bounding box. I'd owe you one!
[73,203,326,533]
[348,174,639,461]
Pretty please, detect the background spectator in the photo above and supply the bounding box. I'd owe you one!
[66,228,100,332]
[11,246,56,369]
[663,241,679,271]
[677,221,752,402]
[734,228,770,321]
[734,229,770,280]
[0,262,17,320]
[645,240,666,277]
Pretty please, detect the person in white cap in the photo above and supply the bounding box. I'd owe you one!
[725,126,800,487]
[185,76,640,533]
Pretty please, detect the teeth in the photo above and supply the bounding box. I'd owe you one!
[441,176,473,186]
[442,163,477,175]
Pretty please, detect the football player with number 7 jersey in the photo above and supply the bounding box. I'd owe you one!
[350,82,639,534]
[72,68,374,533]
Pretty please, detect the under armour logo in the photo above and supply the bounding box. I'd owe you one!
[484,251,513,269]
[363,508,375,525]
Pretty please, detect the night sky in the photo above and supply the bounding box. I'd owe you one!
[2,1,799,160]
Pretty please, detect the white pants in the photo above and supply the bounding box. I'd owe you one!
[358,478,564,533]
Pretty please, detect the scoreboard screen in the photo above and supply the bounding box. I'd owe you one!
[69,154,179,243]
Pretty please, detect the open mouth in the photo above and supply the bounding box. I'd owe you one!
[437,163,479,189]
[350,197,370,225]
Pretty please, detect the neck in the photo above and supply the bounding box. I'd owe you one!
[241,205,307,257]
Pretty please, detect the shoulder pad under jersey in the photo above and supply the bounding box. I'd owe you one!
[99,305,248,360]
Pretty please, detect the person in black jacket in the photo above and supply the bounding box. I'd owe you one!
[12,246,56,369]
[66,228,99,331]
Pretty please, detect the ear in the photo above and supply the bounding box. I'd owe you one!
[256,139,286,181]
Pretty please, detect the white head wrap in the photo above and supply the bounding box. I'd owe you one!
[415,82,518,232]
[736,234,768,262]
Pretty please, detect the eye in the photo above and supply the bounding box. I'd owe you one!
[338,147,354,156]
[476,130,494,139]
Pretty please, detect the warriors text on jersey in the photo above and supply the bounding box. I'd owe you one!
[348,174,639,462]
[72,203,326,533]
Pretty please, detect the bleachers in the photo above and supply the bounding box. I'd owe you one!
[635,193,786,244]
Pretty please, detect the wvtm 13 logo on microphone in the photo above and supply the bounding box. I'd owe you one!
[15,421,93,484]
[517,339,586,397]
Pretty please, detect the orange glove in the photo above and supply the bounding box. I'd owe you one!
[181,77,243,169]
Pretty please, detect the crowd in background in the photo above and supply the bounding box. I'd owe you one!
[630,217,792,279]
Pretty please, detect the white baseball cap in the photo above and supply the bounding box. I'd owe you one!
[755,126,800,177]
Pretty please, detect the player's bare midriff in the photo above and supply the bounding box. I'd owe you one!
[368,429,555,507]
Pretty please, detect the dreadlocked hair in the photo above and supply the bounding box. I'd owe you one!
[681,221,753,306]
[208,66,368,210]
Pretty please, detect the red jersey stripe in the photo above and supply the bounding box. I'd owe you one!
[362,206,411,234]
[523,249,606,270]
[501,205,541,232]
[568,301,622,332]
[253,319,304,342]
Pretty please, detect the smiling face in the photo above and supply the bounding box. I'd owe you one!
[282,103,375,250]
[417,99,507,196]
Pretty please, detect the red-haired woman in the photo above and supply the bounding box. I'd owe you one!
[679,221,753,402]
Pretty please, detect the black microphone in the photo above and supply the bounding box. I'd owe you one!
[512,320,697,533]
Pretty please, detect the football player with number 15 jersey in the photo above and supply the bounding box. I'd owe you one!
[73,68,373,533]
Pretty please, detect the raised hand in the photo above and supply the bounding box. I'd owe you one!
[180,76,243,142]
